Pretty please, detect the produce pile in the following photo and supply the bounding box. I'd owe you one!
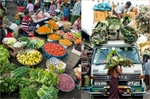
[120,26,138,43]
[57,74,75,92]
[2,37,17,44]
[48,20,59,30]
[17,49,42,66]
[90,16,138,46]
[36,25,53,34]
[59,39,72,46]
[104,50,134,69]
[42,42,67,59]
[135,5,150,34]
[63,32,76,41]
[48,34,60,41]
[90,21,108,46]
[0,45,10,65]
[27,39,44,49]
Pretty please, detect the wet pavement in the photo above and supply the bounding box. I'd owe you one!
[1,2,81,99]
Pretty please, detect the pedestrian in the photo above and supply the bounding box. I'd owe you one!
[56,0,61,9]
[107,64,123,99]
[49,1,56,15]
[63,3,71,21]
[71,0,81,24]
[113,1,132,19]
[26,0,34,16]
[0,20,14,44]
[72,16,81,32]
[144,55,150,91]
[21,10,32,31]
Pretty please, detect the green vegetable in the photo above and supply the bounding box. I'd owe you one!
[19,84,38,99]
[0,76,20,93]
[0,45,10,65]
[11,66,30,78]
[29,68,59,86]
[120,26,138,43]
[19,37,30,42]
[104,50,134,69]
[73,32,81,39]
[56,69,65,74]
[37,85,59,99]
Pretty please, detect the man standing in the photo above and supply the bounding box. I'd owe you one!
[144,56,150,91]
[107,65,123,99]
[113,1,132,19]
[71,0,81,24]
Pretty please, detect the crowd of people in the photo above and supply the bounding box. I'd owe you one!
[0,0,81,44]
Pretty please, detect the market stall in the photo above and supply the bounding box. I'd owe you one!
[1,6,82,99]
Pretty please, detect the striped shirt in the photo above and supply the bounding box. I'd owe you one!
[21,16,31,30]
[72,1,81,15]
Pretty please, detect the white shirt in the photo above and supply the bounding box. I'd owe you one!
[114,4,126,14]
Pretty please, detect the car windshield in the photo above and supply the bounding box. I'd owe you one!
[92,47,141,65]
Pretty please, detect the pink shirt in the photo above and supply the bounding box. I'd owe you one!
[26,3,34,11]
[73,20,81,32]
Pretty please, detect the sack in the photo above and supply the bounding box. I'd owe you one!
[108,31,118,40]
[9,23,19,37]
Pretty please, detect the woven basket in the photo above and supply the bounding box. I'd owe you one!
[17,49,43,66]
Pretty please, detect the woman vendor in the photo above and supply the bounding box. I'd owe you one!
[72,16,81,32]
[0,20,14,44]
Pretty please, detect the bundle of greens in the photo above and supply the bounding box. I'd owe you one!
[0,63,20,94]
[106,16,121,31]
[122,15,132,26]
[29,68,59,86]
[90,21,108,46]
[135,5,150,34]
[19,84,38,99]
[104,50,134,69]
[120,26,138,43]
[106,16,121,40]
[37,85,59,99]
[0,45,10,65]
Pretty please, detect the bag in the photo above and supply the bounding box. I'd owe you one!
[9,23,19,37]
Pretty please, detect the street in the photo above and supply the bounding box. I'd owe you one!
[81,90,150,99]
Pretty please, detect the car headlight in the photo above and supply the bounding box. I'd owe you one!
[94,81,107,86]
[127,81,140,86]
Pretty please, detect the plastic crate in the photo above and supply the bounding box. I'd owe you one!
[17,6,25,12]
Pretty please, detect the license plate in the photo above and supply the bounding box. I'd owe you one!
[122,94,131,96]
[136,88,140,92]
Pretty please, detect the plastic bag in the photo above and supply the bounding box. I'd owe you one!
[9,23,19,37]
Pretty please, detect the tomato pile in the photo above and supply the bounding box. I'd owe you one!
[43,42,66,56]
[57,74,75,92]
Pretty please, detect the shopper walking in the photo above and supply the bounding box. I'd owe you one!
[26,0,34,15]
[49,1,56,15]
[107,65,123,99]
[56,0,61,9]
[71,0,81,24]
[144,55,150,91]
[113,1,132,19]
[63,3,71,21]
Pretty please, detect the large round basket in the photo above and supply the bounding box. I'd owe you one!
[16,49,43,66]
[57,73,75,92]
[42,42,68,59]
[27,37,45,49]
[35,29,53,35]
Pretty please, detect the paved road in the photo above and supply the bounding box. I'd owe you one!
[81,88,150,99]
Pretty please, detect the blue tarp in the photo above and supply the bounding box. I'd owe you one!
[93,2,111,11]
